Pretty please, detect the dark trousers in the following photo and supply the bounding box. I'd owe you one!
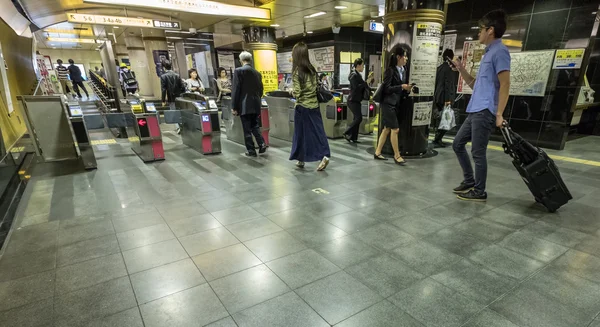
[452,110,495,194]
[72,81,89,98]
[344,101,363,141]
[433,103,447,142]
[241,114,265,154]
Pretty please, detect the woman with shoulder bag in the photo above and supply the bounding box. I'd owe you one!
[344,58,372,143]
[373,47,412,165]
[289,42,331,171]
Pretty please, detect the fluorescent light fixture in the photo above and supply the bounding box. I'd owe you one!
[592,11,597,15]
[465,36,473,40]
[270,24,280,27]
[166,36,183,39]
[444,29,457,33]
[47,37,97,43]
[334,6,347,9]
[470,26,479,30]
[503,33,511,37]
[307,31,313,34]
[113,26,119,28]
[304,11,326,18]
[82,0,271,20]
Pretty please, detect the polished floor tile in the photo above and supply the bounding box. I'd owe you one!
[55,253,127,294]
[0,271,55,312]
[243,231,307,262]
[122,239,188,274]
[266,249,340,289]
[192,244,261,281]
[335,300,425,327]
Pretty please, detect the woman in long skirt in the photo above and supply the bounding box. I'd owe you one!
[289,42,331,171]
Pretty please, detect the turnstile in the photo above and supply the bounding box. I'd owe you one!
[321,100,348,139]
[129,101,165,162]
[65,102,97,169]
[359,100,377,135]
[265,93,296,142]
[223,99,270,147]
[175,97,222,155]
[17,95,98,169]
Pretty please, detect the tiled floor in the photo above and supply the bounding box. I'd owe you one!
[1,128,600,327]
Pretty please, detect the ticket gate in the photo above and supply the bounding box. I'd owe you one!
[17,95,98,170]
[220,96,232,126]
[175,97,222,155]
[65,102,97,169]
[265,92,296,142]
[321,100,348,139]
[359,101,377,135]
[129,100,165,162]
[223,99,270,147]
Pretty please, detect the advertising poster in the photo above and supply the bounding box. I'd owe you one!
[442,34,457,53]
[186,54,193,71]
[253,50,278,93]
[217,52,235,72]
[412,101,433,127]
[308,46,335,72]
[152,50,169,77]
[409,22,442,96]
[457,41,486,94]
[277,51,293,73]
[368,55,382,87]
[553,49,584,69]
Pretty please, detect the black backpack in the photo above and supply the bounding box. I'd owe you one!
[122,70,137,87]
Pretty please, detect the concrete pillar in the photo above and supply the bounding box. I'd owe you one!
[242,27,278,94]
[142,29,169,99]
[114,44,129,64]
[124,36,154,97]
[378,0,445,157]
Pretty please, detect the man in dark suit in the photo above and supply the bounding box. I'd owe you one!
[232,51,267,157]
[433,49,459,147]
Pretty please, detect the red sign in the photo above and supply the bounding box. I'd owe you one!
[138,118,147,127]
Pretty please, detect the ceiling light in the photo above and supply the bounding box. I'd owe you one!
[465,36,473,40]
[444,29,457,33]
[307,31,313,34]
[304,12,326,19]
[503,33,511,37]
[470,26,479,30]
[334,6,347,9]
[270,24,280,27]
[592,11,597,15]
[113,26,119,29]
[47,37,97,44]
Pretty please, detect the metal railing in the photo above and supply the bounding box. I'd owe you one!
[88,70,120,112]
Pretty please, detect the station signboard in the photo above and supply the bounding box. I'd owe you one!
[67,13,181,30]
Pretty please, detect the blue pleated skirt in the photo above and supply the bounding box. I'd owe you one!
[289,105,331,162]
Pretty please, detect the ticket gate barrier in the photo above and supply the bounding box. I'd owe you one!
[65,102,97,169]
[17,95,98,170]
[321,100,348,139]
[220,96,232,126]
[130,101,165,162]
[223,99,270,147]
[359,101,377,135]
[174,97,222,155]
[264,92,296,142]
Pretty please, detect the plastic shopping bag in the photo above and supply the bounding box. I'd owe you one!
[438,105,456,131]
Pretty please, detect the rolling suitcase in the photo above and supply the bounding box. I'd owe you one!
[500,124,572,212]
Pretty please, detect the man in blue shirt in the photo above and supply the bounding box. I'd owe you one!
[452,10,511,201]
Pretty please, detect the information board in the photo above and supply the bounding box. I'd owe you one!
[277,52,293,73]
[409,22,442,96]
[457,41,486,94]
[553,49,585,69]
[412,101,433,127]
[309,46,335,72]
[217,52,235,72]
[509,50,554,96]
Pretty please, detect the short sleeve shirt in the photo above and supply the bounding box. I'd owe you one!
[466,39,511,115]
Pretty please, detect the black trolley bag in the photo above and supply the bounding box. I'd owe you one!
[500,123,572,212]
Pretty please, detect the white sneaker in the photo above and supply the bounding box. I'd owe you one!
[317,156,330,171]
[296,161,305,168]
[176,127,181,135]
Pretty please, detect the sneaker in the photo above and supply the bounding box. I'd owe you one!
[259,144,267,154]
[176,127,181,135]
[317,156,330,171]
[457,190,487,202]
[453,182,475,194]
[296,161,305,168]
[245,152,257,157]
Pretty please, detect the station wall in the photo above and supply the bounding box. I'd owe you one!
[38,49,103,77]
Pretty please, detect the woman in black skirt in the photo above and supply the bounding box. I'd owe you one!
[289,42,331,171]
[344,58,372,143]
[374,47,412,165]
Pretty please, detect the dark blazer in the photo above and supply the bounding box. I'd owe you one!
[434,62,459,107]
[232,64,264,116]
[348,71,370,103]
[381,66,409,107]
[160,70,185,103]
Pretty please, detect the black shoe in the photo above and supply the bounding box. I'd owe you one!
[245,152,257,157]
[457,190,487,202]
[343,134,352,143]
[259,144,267,154]
[351,140,361,144]
[374,154,387,160]
[432,140,446,148]
[453,182,475,194]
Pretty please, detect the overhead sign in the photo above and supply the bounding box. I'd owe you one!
[82,0,271,20]
[67,13,181,30]
[553,49,585,69]
[364,21,383,33]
